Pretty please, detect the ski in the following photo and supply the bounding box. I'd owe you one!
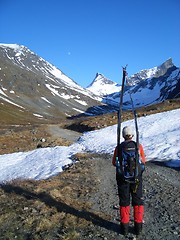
[117,65,127,147]
[116,66,142,183]
[129,93,139,148]
[116,65,127,174]
[129,93,140,178]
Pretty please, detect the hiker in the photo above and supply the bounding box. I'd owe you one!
[112,126,146,236]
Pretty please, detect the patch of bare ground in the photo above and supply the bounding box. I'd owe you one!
[0,124,71,155]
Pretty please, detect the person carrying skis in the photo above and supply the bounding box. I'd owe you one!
[112,125,146,236]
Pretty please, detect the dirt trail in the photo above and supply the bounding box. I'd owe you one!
[79,154,180,240]
[45,127,180,239]
[47,125,82,142]
[46,127,180,239]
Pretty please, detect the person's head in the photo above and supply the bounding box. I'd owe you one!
[122,126,134,140]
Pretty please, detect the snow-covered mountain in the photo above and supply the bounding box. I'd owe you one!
[86,59,180,109]
[86,73,121,99]
[0,43,179,123]
[126,58,175,86]
[122,62,180,109]
[0,44,111,122]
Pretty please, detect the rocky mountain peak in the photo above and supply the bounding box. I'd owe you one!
[156,58,174,77]
[86,73,121,97]
[126,58,175,86]
[87,73,115,87]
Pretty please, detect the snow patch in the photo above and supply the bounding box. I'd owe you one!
[41,97,53,105]
[33,113,43,118]
[72,108,85,113]
[0,109,179,183]
[74,99,87,106]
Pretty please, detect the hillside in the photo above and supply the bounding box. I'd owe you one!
[1,44,180,125]
[0,44,111,123]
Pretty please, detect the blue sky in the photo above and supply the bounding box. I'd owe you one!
[0,0,179,87]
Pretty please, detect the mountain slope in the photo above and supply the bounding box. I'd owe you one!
[1,44,179,124]
[87,59,180,109]
[123,61,180,109]
[0,44,110,123]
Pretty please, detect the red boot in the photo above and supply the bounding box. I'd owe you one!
[120,206,130,236]
[134,205,144,235]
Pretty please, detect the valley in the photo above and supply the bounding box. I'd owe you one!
[0,98,179,155]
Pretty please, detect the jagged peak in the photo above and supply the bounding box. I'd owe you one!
[95,72,103,77]
[94,73,106,81]
[158,58,174,70]
[90,73,115,86]
[126,58,176,87]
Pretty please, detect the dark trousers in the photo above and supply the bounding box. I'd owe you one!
[116,175,143,206]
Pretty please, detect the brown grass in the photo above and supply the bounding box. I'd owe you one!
[0,153,107,239]
[0,124,71,155]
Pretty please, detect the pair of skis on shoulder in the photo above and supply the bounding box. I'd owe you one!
[116,66,140,178]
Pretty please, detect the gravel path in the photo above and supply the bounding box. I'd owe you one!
[45,126,179,239]
[47,125,82,142]
[79,154,180,240]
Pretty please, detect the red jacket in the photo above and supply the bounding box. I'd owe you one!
[112,142,146,166]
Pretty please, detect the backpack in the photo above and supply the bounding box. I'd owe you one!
[116,141,144,182]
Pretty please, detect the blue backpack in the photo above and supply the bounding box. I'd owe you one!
[116,141,144,182]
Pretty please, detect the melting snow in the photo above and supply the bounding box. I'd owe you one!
[0,109,179,183]
[74,99,87,105]
[72,108,85,113]
[33,113,43,118]
[41,97,53,105]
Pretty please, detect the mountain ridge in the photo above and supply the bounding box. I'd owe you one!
[0,43,179,124]
[0,43,112,123]
[87,58,179,109]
